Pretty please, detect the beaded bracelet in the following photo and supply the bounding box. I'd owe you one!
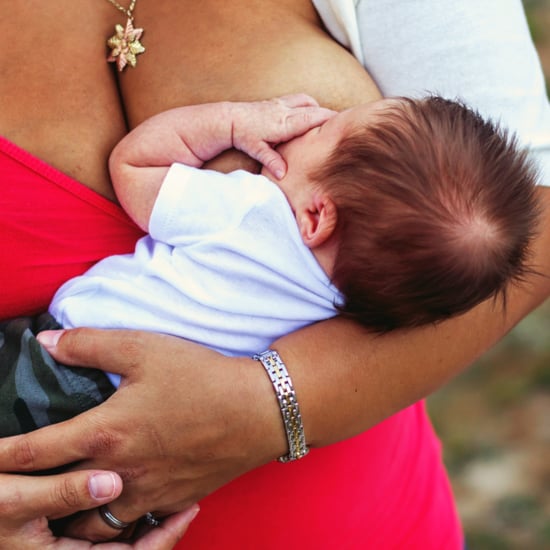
[253,349,309,462]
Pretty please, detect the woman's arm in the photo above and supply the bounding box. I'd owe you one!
[1,184,548,543]
[286,187,550,445]
[110,95,334,231]
[1,0,548,542]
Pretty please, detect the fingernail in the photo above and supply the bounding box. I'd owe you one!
[89,473,117,500]
[181,504,200,525]
[36,329,64,350]
[274,167,285,179]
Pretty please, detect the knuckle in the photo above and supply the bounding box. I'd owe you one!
[53,477,81,509]
[87,427,121,456]
[59,326,85,355]
[283,113,300,131]
[119,331,146,369]
[11,438,36,471]
[118,464,147,484]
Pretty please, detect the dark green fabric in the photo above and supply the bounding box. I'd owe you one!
[0,314,115,436]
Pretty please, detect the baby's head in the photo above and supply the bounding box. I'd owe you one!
[276,96,540,332]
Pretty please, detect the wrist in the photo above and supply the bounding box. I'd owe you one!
[232,356,289,464]
[253,350,309,462]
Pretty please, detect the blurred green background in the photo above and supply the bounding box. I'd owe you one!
[427,3,550,547]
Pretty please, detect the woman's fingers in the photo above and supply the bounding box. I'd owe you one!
[64,502,142,541]
[0,412,107,472]
[63,505,200,545]
[138,506,200,548]
[37,328,143,376]
[0,470,197,548]
[132,506,200,549]
[2,328,265,543]
[0,471,121,523]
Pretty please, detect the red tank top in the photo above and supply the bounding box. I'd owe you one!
[0,135,144,318]
[0,135,462,548]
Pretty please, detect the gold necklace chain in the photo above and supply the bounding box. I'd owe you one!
[106,0,137,21]
[105,0,145,72]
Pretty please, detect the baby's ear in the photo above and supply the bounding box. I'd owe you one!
[298,192,337,249]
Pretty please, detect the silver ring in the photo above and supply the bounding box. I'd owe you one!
[144,512,161,527]
[98,504,132,530]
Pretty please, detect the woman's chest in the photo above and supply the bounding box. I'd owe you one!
[120,0,381,126]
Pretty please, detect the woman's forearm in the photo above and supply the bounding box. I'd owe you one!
[274,185,550,448]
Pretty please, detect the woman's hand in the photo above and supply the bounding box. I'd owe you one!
[0,328,284,542]
[0,469,197,548]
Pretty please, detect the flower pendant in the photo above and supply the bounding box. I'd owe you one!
[107,18,145,72]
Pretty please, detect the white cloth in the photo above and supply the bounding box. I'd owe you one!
[314,0,550,187]
[312,0,363,65]
[50,165,340,387]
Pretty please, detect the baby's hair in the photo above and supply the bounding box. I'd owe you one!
[310,96,540,332]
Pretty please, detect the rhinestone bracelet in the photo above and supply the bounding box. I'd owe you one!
[253,349,309,462]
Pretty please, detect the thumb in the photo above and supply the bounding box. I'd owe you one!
[0,471,123,522]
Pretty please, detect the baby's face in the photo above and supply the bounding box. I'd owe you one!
[266,98,396,213]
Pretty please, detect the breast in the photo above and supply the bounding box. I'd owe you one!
[120,0,382,126]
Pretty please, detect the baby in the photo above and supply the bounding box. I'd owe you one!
[0,94,539,435]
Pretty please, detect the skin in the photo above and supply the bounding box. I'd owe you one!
[109,95,345,275]
[108,95,337,232]
[0,470,199,548]
[1,0,549,546]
